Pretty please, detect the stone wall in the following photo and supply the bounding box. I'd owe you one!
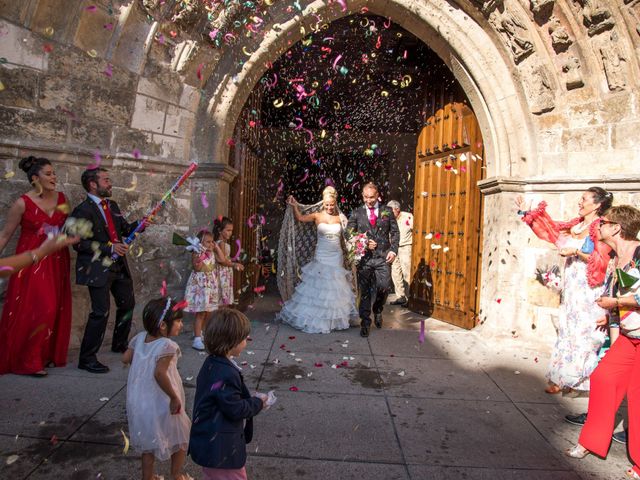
[1,0,640,345]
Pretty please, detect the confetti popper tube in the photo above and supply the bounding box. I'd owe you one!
[112,162,198,259]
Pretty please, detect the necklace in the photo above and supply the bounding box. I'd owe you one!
[571,218,595,235]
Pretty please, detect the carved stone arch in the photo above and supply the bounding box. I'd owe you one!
[191,0,539,180]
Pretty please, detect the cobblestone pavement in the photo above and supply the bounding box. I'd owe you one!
[0,297,630,479]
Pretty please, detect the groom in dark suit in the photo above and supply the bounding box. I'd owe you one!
[71,168,144,373]
[347,183,400,337]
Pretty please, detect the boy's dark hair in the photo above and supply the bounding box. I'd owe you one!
[81,167,108,192]
[212,216,233,241]
[142,297,184,336]
[204,308,250,356]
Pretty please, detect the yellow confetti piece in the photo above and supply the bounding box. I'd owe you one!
[44,26,54,37]
[0,80,5,92]
[273,98,283,108]
[136,246,143,258]
[4,171,15,179]
[381,90,389,97]
[120,429,130,454]
[124,177,138,192]
[333,101,341,110]
[87,49,97,58]
[242,46,253,57]
[6,454,19,465]
[56,203,70,214]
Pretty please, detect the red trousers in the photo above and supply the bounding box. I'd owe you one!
[579,334,640,469]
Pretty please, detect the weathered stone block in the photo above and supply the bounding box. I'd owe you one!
[68,117,113,147]
[179,84,200,112]
[163,105,194,137]
[0,106,68,143]
[611,121,640,150]
[30,0,83,41]
[49,45,134,87]
[0,20,50,71]
[0,65,39,109]
[137,66,182,104]
[131,94,166,133]
[151,133,188,162]
[111,126,158,155]
[73,3,117,57]
[111,2,155,74]
[561,125,609,152]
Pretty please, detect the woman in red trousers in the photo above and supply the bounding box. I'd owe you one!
[0,157,72,376]
[566,205,640,479]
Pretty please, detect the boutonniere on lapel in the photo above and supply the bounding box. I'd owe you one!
[380,210,391,220]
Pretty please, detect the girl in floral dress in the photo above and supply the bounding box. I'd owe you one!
[184,230,219,351]
[213,217,244,306]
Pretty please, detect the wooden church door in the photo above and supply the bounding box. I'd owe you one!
[408,102,485,329]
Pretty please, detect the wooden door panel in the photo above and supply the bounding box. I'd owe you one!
[408,102,484,329]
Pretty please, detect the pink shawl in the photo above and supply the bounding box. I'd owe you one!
[522,201,611,287]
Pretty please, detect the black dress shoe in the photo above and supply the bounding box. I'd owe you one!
[78,360,110,374]
[564,413,587,426]
[612,430,627,444]
[390,297,408,306]
[374,313,383,329]
[111,345,127,353]
[360,325,369,337]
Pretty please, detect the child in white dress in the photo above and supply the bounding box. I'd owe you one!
[184,230,219,351]
[123,297,192,480]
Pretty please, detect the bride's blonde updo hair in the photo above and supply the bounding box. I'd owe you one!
[322,186,337,202]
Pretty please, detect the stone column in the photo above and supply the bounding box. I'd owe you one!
[189,162,239,232]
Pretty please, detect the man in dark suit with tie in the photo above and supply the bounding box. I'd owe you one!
[71,168,143,373]
[347,183,400,337]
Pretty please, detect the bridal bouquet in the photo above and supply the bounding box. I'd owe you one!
[535,265,562,292]
[347,232,369,265]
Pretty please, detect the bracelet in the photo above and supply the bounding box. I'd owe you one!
[29,250,39,264]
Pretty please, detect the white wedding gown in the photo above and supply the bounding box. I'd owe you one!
[278,223,358,333]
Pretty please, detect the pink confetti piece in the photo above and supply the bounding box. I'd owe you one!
[0,266,15,273]
[332,54,343,71]
[200,192,209,209]
[197,63,204,81]
[419,320,425,344]
[160,280,167,297]
[254,285,265,294]
[299,169,309,183]
[314,362,323,367]
[104,23,113,31]
[85,5,97,11]
[289,386,299,392]
[87,150,102,170]
[132,148,141,159]
[103,63,113,78]
[210,380,223,391]
[288,336,296,340]
[172,299,188,311]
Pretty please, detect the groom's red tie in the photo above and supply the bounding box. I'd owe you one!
[368,207,377,227]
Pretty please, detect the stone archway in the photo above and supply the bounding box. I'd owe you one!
[193,0,538,181]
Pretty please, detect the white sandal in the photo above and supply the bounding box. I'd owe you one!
[565,444,590,459]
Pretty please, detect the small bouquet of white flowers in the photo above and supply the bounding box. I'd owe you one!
[535,265,562,292]
[347,232,369,265]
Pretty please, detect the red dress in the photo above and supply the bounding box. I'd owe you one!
[0,192,72,374]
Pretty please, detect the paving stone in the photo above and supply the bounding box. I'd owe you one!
[407,465,581,479]
[0,434,59,479]
[376,356,508,401]
[251,391,403,463]
[389,396,566,469]
[259,350,383,395]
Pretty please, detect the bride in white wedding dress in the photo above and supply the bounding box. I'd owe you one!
[276,186,358,333]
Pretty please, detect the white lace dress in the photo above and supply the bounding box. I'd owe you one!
[546,236,607,391]
[126,332,191,460]
[277,222,358,333]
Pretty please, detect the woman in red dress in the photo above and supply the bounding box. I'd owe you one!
[0,156,72,376]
